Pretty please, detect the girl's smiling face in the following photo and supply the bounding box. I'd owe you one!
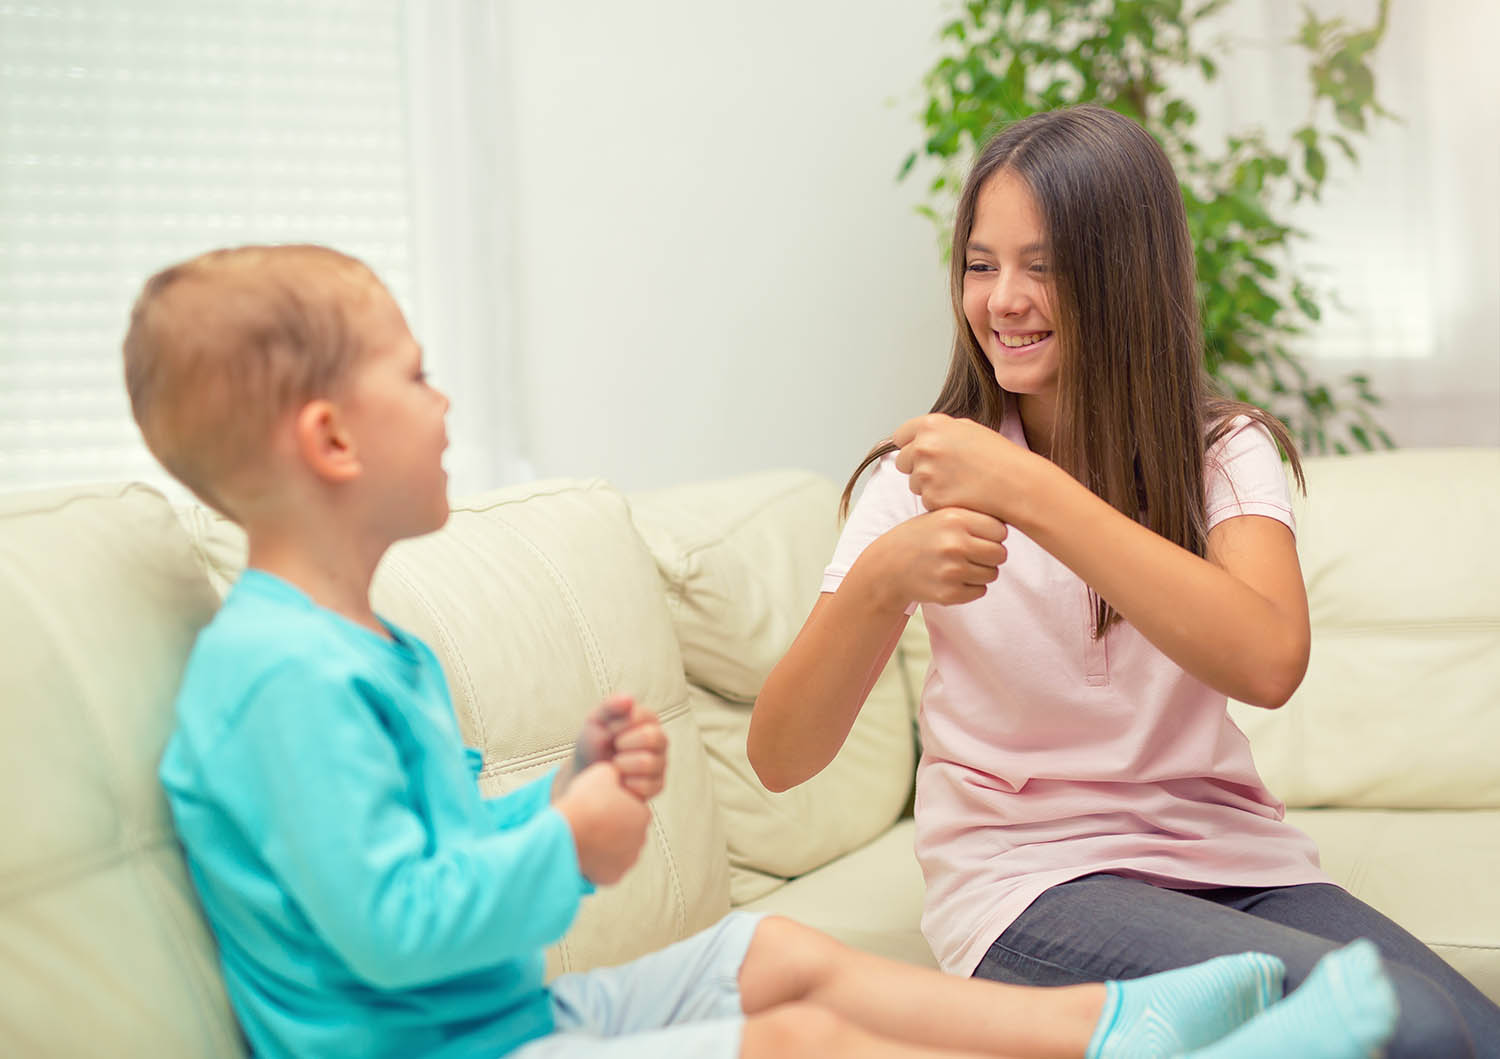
[961,170,1059,405]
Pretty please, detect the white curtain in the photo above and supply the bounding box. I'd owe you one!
[402,0,530,491]
[1187,0,1500,446]
[0,0,524,498]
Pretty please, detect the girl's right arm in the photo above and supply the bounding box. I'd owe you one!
[748,507,1008,792]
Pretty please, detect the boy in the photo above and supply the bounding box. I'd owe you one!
[126,244,1397,1059]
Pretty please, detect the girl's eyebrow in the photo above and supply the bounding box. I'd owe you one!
[965,241,1050,254]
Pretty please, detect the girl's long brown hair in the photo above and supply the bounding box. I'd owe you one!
[843,105,1303,637]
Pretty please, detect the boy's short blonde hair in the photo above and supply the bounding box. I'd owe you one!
[123,244,378,517]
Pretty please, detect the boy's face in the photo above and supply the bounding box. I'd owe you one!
[341,283,451,540]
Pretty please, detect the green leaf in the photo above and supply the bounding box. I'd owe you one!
[903,0,1393,453]
[1292,284,1322,321]
[1304,143,1327,185]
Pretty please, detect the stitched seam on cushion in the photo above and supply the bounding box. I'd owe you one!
[493,519,610,697]
[0,480,165,518]
[648,476,829,562]
[0,829,177,910]
[450,480,610,515]
[1312,619,1500,632]
[174,507,232,593]
[650,809,688,939]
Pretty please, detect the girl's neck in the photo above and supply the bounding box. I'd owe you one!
[1016,392,1057,461]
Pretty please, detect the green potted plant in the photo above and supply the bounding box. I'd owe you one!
[904,0,1395,453]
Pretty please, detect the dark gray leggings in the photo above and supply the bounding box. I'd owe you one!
[973,874,1500,1058]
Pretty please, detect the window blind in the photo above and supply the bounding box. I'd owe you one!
[0,0,413,494]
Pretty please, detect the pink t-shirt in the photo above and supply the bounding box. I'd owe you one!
[822,413,1329,975]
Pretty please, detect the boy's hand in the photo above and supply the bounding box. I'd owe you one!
[557,694,668,802]
[609,699,667,801]
[553,761,651,886]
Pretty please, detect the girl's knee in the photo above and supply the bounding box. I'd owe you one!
[1387,967,1475,1059]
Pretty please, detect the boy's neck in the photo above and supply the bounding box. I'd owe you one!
[245,528,391,640]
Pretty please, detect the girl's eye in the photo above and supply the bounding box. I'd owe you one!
[1029,263,1051,274]
[965,262,994,273]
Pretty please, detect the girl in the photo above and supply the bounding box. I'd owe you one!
[749,105,1500,1059]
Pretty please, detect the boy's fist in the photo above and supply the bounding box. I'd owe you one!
[569,693,668,801]
[554,761,651,886]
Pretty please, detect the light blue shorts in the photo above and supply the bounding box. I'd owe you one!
[509,911,764,1059]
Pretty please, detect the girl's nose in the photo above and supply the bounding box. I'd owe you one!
[987,272,1029,318]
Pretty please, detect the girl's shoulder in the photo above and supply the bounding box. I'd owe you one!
[1204,412,1287,475]
[1202,414,1296,531]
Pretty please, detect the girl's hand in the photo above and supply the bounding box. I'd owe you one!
[893,413,1034,520]
[866,506,1009,610]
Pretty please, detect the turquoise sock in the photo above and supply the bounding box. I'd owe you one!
[1085,951,1285,1058]
[1187,940,1398,1059]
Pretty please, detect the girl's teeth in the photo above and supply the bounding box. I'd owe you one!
[998,332,1048,348]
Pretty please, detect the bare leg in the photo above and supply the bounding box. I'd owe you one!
[737,916,1102,1058]
[741,1003,1015,1059]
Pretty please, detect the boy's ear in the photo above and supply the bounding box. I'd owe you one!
[293,399,361,483]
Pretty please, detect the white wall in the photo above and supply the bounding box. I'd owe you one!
[505,1,952,490]
[501,1,1498,492]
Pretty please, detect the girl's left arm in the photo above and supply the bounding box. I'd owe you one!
[1024,462,1309,708]
[895,414,1310,709]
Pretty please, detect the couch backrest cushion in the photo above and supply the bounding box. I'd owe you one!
[629,471,919,880]
[1230,448,1500,808]
[184,480,732,976]
[0,484,244,1056]
[630,471,851,703]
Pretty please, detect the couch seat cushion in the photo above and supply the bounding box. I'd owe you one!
[1290,807,1500,1005]
[740,819,936,968]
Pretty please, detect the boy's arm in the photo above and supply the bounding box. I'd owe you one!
[200,667,590,991]
[481,768,563,831]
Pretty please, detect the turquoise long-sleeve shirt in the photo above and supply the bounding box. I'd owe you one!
[160,570,591,1058]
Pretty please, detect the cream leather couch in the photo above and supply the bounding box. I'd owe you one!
[1,448,1496,1055]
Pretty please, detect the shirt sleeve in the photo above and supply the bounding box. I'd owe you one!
[1204,416,1297,535]
[199,664,590,992]
[477,761,560,831]
[822,453,923,611]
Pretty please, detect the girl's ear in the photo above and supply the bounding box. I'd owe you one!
[293,398,361,483]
